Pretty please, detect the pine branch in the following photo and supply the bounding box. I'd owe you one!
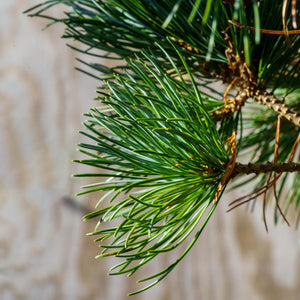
[25,0,300,295]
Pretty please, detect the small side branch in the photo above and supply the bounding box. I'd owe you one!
[231,161,300,178]
[212,88,300,125]
[252,90,300,127]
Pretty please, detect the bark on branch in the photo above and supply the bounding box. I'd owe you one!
[251,89,300,127]
[231,161,300,178]
[216,87,300,127]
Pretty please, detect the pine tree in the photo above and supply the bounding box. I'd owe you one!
[26,0,300,295]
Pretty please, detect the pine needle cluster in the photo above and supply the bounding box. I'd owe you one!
[26,0,300,294]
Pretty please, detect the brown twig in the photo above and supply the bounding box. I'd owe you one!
[228,19,300,35]
[213,87,300,127]
[230,134,300,205]
[222,0,261,4]
[251,89,300,127]
[261,116,290,231]
[226,134,300,223]
[226,172,282,212]
[230,161,300,178]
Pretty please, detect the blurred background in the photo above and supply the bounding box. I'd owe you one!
[1,1,300,299]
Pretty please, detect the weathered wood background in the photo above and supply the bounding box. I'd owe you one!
[1,1,300,299]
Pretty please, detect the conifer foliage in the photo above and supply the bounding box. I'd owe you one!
[26,0,300,294]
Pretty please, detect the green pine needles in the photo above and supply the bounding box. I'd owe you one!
[26,0,300,295]
[75,49,232,294]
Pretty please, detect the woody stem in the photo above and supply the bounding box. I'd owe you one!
[230,161,300,178]
[251,89,300,127]
[220,87,300,126]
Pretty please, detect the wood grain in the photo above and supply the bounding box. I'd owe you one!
[1,1,299,299]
